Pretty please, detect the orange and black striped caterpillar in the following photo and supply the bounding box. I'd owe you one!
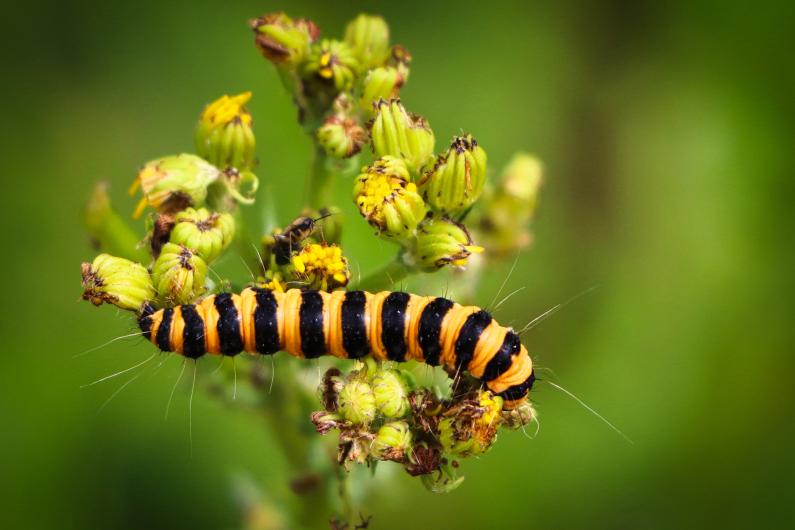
[138,288,535,409]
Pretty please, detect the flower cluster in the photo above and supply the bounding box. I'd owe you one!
[251,12,489,273]
[80,10,546,522]
[81,93,263,310]
[311,361,537,491]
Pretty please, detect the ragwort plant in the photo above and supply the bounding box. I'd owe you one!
[80,12,544,529]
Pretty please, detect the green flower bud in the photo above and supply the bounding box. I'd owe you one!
[419,135,487,215]
[439,391,504,458]
[316,116,367,159]
[372,421,412,461]
[251,12,319,66]
[151,243,208,305]
[343,14,390,71]
[359,66,403,115]
[129,154,220,219]
[338,379,376,425]
[169,208,235,264]
[81,254,155,312]
[304,40,360,92]
[371,368,411,418]
[194,92,256,171]
[370,99,435,175]
[412,216,483,271]
[479,153,544,256]
[353,156,427,239]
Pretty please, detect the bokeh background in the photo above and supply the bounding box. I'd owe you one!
[2,0,793,528]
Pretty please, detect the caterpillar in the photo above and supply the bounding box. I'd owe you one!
[138,288,536,409]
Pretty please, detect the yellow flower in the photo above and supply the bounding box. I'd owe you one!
[200,92,253,127]
[289,243,350,291]
[195,93,256,170]
[353,156,427,239]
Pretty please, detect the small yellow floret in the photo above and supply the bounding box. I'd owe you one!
[290,243,350,290]
[201,92,253,127]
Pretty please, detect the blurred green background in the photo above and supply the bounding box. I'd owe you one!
[2,0,793,528]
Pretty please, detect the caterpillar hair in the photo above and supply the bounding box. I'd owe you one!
[138,288,535,409]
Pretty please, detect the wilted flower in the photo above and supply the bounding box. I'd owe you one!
[500,399,537,430]
[439,391,504,458]
[251,12,319,65]
[129,154,220,219]
[81,254,154,312]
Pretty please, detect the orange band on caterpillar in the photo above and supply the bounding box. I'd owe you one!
[138,288,535,408]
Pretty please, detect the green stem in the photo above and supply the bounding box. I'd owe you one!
[306,146,335,210]
[84,182,150,264]
[354,256,415,291]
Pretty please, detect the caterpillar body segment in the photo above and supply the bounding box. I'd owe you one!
[139,288,535,408]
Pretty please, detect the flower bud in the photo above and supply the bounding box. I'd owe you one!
[304,40,359,92]
[288,243,350,291]
[251,12,319,66]
[479,153,543,256]
[169,208,235,264]
[371,368,411,418]
[316,116,367,159]
[359,67,403,115]
[81,254,155,312]
[419,135,487,215]
[439,391,504,458]
[338,380,376,425]
[370,99,435,175]
[343,14,390,71]
[151,243,208,305]
[353,156,427,239]
[194,92,256,171]
[413,216,483,271]
[129,154,220,219]
[372,421,412,461]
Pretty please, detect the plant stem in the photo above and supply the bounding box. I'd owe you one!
[307,146,335,210]
[354,256,414,291]
[84,182,150,264]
